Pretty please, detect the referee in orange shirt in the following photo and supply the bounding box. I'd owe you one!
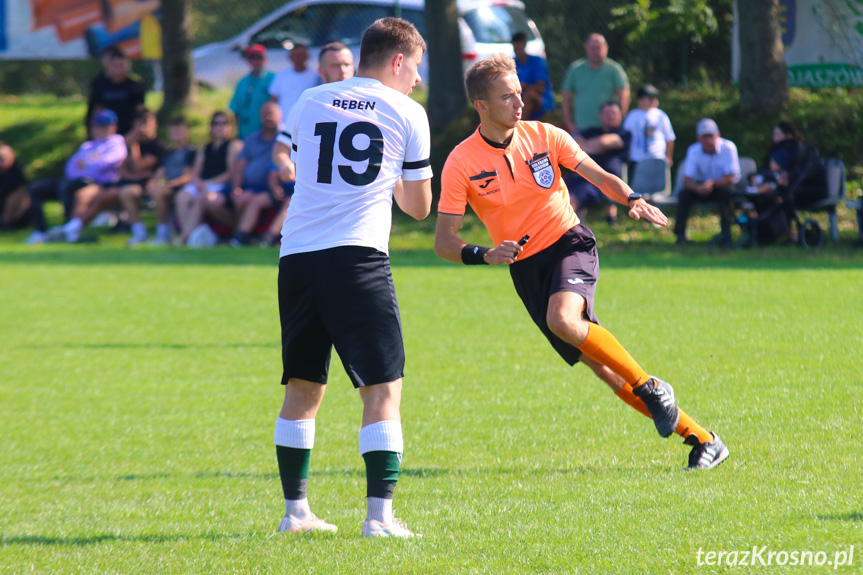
[435,54,728,470]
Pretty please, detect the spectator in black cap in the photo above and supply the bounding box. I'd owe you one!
[623,84,676,170]
[86,45,147,137]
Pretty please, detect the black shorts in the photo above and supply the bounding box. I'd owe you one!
[509,224,601,366]
[278,246,405,388]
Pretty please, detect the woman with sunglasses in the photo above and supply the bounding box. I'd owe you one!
[174,111,243,245]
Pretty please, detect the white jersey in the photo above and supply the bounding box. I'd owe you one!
[279,76,432,257]
[622,107,676,163]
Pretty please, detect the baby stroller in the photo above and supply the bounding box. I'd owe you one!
[736,148,828,249]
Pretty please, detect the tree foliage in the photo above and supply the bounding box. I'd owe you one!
[611,0,718,45]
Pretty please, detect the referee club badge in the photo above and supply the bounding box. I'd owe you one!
[527,151,555,189]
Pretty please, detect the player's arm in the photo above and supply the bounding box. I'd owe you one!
[561,89,576,134]
[576,156,668,226]
[618,87,631,117]
[393,179,431,220]
[434,213,523,266]
[272,140,295,183]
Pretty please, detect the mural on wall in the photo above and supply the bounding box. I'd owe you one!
[0,0,161,58]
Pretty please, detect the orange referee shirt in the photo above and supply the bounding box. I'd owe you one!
[439,121,589,260]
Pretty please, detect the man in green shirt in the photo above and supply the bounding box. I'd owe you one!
[561,33,630,134]
[229,44,276,140]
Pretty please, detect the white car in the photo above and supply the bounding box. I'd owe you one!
[192,0,546,88]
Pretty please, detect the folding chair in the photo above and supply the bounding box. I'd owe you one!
[629,158,670,199]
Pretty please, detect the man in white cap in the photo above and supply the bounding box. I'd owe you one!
[673,118,740,247]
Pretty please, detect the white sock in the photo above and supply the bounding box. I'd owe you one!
[131,221,147,239]
[156,223,170,239]
[275,418,316,521]
[367,497,393,524]
[286,497,312,521]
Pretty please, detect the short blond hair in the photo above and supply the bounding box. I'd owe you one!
[465,53,517,103]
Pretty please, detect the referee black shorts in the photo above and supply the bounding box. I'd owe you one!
[509,224,601,366]
[278,246,405,388]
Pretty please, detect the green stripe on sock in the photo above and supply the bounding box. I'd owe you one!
[276,445,311,480]
[363,450,401,483]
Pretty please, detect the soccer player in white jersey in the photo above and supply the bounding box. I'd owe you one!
[273,18,432,538]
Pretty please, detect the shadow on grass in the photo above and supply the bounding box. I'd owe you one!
[817,512,863,522]
[0,531,242,547]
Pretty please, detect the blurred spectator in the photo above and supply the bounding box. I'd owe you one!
[561,33,630,134]
[566,102,630,225]
[746,121,827,244]
[215,101,282,247]
[511,32,554,121]
[27,109,127,244]
[137,116,197,245]
[174,111,243,245]
[265,42,355,247]
[56,110,162,244]
[0,143,30,231]
[230,44,276,140]
[855,198,863,248]
[113,109,166,244]
[623,84,675,169]
[268,39,320,121]
[674,119,740,247]
[86,45,147,137]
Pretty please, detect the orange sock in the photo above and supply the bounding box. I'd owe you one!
[579,323,650,386]
[615,384,714,444]
[615,383,651,418]
[675,410,713,443]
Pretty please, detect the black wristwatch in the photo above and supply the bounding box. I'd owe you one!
[626,193,643,204]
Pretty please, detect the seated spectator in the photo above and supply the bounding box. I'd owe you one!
[58,109,163,244]
[511,31,554,120]
[565,101,631,224]
[27,109,128,244]
[673,119,740,247]
[623,84,675,170]
[175,111,243,245]
[208,101,281,247]
[258,162,295,247]
[123,115,195,245]
[855,197,863,248]
[745,121,827,244]
[0,143,30,231]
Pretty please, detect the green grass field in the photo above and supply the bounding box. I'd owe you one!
[1,220,862,574]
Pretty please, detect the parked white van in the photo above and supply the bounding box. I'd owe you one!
[192,0,546,88]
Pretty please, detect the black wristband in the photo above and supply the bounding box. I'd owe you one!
[461,244,489,265]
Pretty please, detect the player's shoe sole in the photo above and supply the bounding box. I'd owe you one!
[632,376,680,438]
[683,432,730,471]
